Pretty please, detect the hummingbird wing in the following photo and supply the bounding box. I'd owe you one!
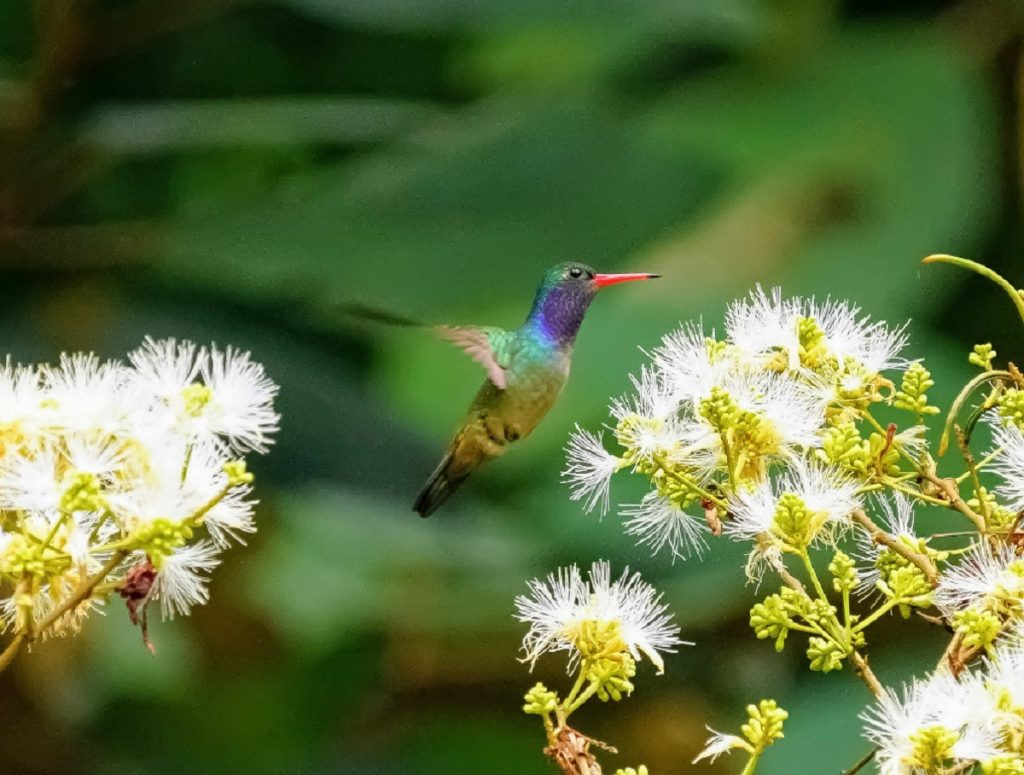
[435,325,513,389]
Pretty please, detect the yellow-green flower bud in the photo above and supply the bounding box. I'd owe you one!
[999,389,1024,430]
[953,606,1002,653]
[522,682,558,716]
[750,594,791,652]
[771,493,812,549]
[741,699,788,750]
[129,518,192,566]
[223,459,254,486]
[982,755,1024,775]
[181,383,213,417]
[829,550,859,593]
[806,637,844,673]
[60,470,105,513]
[796,316,828,370]
[893,362,939,417]
[969,343,997,370]
[614,767,649,775]
[588,653,637,702]
[907,725,958,771]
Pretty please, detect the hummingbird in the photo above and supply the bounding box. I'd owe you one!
[413,262,659,517]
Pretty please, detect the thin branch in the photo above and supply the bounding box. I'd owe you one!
[0,631,28,674]
[840,747,876,775]
[850,509,939,586]
[921,471,987,532]
[849,651,885,700]
[32,550,126,637]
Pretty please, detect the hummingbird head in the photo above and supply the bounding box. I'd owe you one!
[527,262,660,345]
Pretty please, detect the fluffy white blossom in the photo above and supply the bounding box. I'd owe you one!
[515,560,686,674]
[935,542,1024,618]
[725,286,908,376]
[563,427,622,515]
[0,339,278,640]
[991,421,1024,511]
[621,492,709,561]
[726,458,861,546]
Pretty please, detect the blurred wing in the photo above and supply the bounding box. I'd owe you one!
[436,325,512,389]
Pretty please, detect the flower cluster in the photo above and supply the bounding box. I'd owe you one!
[515,561,683,772]
[516,257,1024,774]
[0,338,278,655]
[565,287,923,564]
[863,639,1024,774]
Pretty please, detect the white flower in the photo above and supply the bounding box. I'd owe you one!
[726,458,860,546]
[201,345,279,453]
[649,322,733,404]
[725,286,907,376]
[935,542,1024,618]
[863,673,1001,775]
[991,422,1024,511]
[514,560,685,673]
[692,728,748,764]
[0,362,46,447]
[41,353,131,435]
[127,337,203,401]
[563,427,622,515]
[621,492,709,561]
[152,541,221,619]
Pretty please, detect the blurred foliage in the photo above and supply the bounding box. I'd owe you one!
[1,0,1024,773]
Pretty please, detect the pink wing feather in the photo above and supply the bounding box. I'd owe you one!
[435,325,508,389]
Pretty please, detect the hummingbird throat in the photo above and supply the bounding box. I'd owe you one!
[529,284,593,345]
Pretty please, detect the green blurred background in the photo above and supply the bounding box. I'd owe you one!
[1,0,1023,772]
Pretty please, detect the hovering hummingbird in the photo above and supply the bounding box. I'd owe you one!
[413,262,659,517]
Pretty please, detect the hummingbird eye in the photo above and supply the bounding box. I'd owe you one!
[569,267,583,279]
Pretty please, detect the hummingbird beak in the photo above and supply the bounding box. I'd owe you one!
[592,272,661,289]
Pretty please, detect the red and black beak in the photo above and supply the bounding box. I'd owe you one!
[592,272,661,289]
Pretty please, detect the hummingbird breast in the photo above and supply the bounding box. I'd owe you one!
[469,336,571,448]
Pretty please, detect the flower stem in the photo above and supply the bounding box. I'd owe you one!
[0,632,28,674]
[923,254,1024,327]
[740,751,762,775]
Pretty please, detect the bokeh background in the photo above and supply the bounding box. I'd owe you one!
[1,0,1024,772]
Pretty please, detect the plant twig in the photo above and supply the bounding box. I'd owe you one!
[850,509,939,586]
[0,631,28,674]
[32,549,126,637]
[840,747,876,775]
[849,651,885,700]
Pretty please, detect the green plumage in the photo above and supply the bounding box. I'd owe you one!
[413,262,657,517]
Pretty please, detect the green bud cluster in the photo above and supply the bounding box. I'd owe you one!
[982,755,1024,775]
[129,518,192,566]
[893,362,939,417]
[953,606,1002,653]
[522,683,558,716]
[771,493,813,549]
[829,550,859,594]
[699,387,781,481]
[588,652,636,702]
[970,487,1018,531]
[223,460,254,486]
[907,725,958,771]
[874,557,933,617]
[806,636,845,673]
[60,470,105,513]
[741,699,788,750]
[0,534,71,579]
[999,389,1024,430]
[615,414,665,475]
[817,422,900,478]
[181,383,214,418]
[970,343,997,370]
[796,316,828,370]
[613,767,649,775]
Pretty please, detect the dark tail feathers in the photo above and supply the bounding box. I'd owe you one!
[413,451,469,517]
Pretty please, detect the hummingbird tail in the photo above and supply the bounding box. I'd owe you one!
[413,450,469,518]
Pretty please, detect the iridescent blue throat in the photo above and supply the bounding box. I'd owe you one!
[525,284,594,347]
